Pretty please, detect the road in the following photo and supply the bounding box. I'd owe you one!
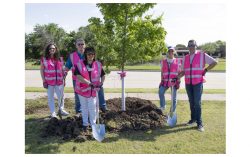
[26,70,225,89]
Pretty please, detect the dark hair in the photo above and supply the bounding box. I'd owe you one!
[44,43,60,60]
[84,47,96,61]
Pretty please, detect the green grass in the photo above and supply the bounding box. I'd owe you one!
[25,87,225,94]
[25,99,225,154]
[25,58,226,71]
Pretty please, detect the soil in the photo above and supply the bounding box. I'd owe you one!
[41,97,166,142]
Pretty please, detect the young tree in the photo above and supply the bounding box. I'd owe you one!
[89,3,167,110]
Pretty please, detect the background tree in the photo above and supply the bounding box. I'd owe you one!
[215,40,226,57]
[199,41,226,57]
[199,42,217,56]
[25,23,68,60]
[175,44,187,50]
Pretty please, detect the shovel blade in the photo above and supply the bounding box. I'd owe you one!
[167,113,177,127]
[91,124,105,142]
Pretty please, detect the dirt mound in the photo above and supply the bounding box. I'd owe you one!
[42,97,166,141]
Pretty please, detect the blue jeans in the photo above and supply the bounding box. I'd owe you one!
[185,82,203,126]
[73,80,81,113]
[158,85,177,111]
[98,86,106,108]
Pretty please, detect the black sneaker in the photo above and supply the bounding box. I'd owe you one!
[83,126,88,132]
[100,106,109,112]
[198,125,205,132]
[186,120,196,126]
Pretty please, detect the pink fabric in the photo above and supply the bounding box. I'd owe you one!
[70,52,81,80]
[41,57,64,86]
[184,51,205,85]
[160,58,181,87]
[118,71,126,78]
[75,61,102,97]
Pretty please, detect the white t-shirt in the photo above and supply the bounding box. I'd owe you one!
[181,51,217,70]
[160,58,174,69]
[167,58,174,65]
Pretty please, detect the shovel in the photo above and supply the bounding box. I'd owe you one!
[167,85,177,127]
[92,88,106,142]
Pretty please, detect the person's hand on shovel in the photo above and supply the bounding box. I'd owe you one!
[43,82,48,89]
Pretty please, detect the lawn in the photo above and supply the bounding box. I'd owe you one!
[25,98,225,154]
[25,58,226,71]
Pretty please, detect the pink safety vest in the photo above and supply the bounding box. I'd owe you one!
[183,51,205,85]
[70,51,82,80]
[41,57,64,86]
[161,58,181,87]
[75,60,102,97]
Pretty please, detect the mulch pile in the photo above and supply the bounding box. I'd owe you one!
[41,97,166,142]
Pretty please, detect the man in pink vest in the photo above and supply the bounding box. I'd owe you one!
[178,40,217,132]
[64,39,86,115]
[65,39,108,115]
[159,46,181,113]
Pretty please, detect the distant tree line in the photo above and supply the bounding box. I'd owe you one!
[175,40,226,58]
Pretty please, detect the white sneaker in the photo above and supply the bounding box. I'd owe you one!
[51,112,57,118]
[59,109,69,116]
[198,125,205,132]
[160,107,166,111]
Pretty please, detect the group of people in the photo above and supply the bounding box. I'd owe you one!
[40,38,217,133]
[40,38,108,133]
[159,39,217,132]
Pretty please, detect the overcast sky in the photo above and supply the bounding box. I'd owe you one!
[25,3,226,46]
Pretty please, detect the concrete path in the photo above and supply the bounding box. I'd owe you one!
[25,92,225,101]
[26,70,226,89]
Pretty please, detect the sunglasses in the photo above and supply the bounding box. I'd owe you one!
[87,53,95,56]
[188,44,196,47]
[77,43,84,46]
[49,48,55,50]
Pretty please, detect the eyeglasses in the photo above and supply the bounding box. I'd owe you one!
[87,53,95,56]
[49,48,55,50]
[77,43,84,46]
[188,44,196,47]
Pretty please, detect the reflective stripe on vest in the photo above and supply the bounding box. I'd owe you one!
[162,72,178,76]
[44,76,63,80]
[75,86,91,93]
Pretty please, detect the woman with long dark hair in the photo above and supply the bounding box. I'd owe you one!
[40,43,69,118]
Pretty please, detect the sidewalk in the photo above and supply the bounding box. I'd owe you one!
[25,92,225,101]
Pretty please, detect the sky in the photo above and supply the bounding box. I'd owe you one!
[25,3,226,46]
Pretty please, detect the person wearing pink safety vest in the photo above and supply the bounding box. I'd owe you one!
[159,46,182,112]
[64,38,86,115]
[74,47,105,133]
[178,40,217,132]
[40,43,69,118]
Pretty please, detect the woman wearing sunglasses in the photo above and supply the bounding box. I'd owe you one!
[40,43,69,118]
[73,47,105,133]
